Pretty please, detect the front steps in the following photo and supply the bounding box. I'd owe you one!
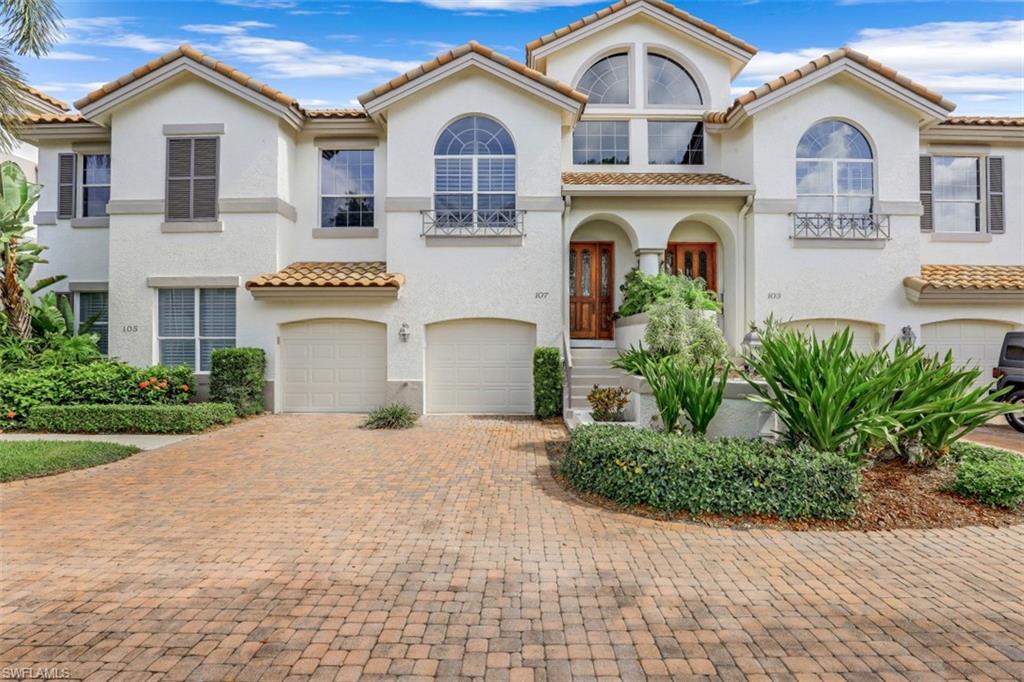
[568,347,632,411]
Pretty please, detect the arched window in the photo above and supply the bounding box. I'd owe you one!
[433,116,516,229]
[577,53,630,105]
[796,120,874,214]
[646,54,702,105]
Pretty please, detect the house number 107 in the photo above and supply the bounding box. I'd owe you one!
[535,292,549,299]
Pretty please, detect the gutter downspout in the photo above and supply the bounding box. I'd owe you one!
[739,194,754,337]
[562,194,573,418]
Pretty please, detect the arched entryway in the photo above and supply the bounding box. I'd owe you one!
[665,220,722,293]
[569,217,637,342]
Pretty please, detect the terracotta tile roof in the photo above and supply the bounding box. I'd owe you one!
[74,44,303,113]
[905,265,1024,292]
[526,0,756,59]
[939,116,1024,127]
[305,108,369,119]
[17,113,89,124]
[562,171,746,186]
[704,47,956,124]
[358,41,587,107]
[246,262,404,290]
[15,83,69,111]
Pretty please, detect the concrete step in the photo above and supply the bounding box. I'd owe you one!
[571,364,625,377]
[570,347,619,358]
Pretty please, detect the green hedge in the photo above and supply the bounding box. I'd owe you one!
[561,425,861,519]
[949,442,1024,509]
[26,403,236,434]
[533,347,563,419]
[210,348,265,416]
[1,361,193,423]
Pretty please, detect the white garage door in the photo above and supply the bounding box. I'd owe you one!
[281,319,387,413]
[784,319,879,352]
[921,320,1017,374]
[426,319,535,415]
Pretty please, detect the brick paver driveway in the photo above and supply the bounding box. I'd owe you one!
[2,416,1023,681]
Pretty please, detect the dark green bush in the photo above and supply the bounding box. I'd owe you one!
[949,443,1024,508]
[210,348,265,416]
[561,425,861,519]
[617,269,720,318]
[533,347,563,419]
[1,361,193,423]
[362,403,419,430]
[26,403,236,434]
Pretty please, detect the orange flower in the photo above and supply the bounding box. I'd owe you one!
[181,384,189,392]
[158,381,168,389]
[5,411,15,419]
[149,376,158,383]
[139,381,150,389]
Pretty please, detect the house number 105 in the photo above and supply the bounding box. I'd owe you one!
[122,325,139,333]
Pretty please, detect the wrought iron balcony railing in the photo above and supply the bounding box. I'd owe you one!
[421,209,525,237]
[792,212,891,240]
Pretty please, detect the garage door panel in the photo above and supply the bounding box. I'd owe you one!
[281,320,387,413]
[921,320,1015,376]
[784,319,879,352]
[427,319,536,415]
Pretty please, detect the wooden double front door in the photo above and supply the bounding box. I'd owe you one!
[569,241,614,340]
[665,242,717,291]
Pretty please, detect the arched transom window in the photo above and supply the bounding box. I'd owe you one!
[577,53,630,105]
[646,54,702,106]
[433,116,516,228]
[796,120,874,214]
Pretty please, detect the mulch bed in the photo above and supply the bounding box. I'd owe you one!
[545,440,1024,532]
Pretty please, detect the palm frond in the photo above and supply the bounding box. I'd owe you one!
[1,0,63,56]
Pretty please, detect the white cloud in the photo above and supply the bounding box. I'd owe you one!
[220,34,420,78]
[218,0,297,8]
[182,21,275,35]
[399,0,594,9]
[406,39,459,55]
[31,81,108,95]
[39,51,106,62]
[735,20,1024,115]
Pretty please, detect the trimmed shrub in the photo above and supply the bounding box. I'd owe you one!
[0,361,193,424]
[363,403,419,430]
[25,403,236,434]
[561,425,861,519]
[210,348,266,416]
[533,347,563,419]
[949,444,1024,508]
[587,385,630,422]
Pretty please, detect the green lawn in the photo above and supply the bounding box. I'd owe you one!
[0,440,141,482]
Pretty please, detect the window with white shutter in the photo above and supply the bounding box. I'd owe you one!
[919,156,932,232]
[158,288,235,371]
[57,153,76,219]
[166,137,219,222]
[987,156,1005,234]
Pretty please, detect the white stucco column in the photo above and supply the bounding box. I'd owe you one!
[635,248,662,275]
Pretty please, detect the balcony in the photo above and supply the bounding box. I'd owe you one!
[791,213,891,241]
[421,209,526,238]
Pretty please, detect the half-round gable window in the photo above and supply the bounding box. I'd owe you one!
[433,116,516,229]
[796,120,874,214]
[577,53,630,105]
[646,54,702,106]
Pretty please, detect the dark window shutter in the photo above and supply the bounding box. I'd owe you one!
[166,138,193,221]
[192,138,218,220]
[919,155,933,232]
[57,153,76,219]
[987,156,1004,234]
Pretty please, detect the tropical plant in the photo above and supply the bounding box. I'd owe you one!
[617,269,720,318]
[587,385,630,422]
[362,403,419,429]
[742,325,913,454]
[643,298,728,368]
[611,343,651,376]
[637,354,685,433]
[679,362,729,436]
[0,0,63,151]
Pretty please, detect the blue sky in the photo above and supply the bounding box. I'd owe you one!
[17,0,1024,115]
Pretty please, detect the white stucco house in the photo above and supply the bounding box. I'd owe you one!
[17,0,1024,414]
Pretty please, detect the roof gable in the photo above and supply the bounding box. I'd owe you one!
[74,44,306,128]
[526,0,755,69]
[15,83,68,114]
[358,42,587,120]
[705,48,955,127]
